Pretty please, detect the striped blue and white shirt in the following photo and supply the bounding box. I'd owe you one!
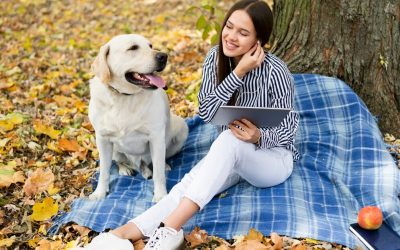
[198,46,300,160]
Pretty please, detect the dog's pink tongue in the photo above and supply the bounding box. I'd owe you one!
[145,74,166,89]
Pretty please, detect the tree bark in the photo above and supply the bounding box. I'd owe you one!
[271,0,400,137]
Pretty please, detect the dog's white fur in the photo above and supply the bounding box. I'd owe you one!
[88,34,188,202]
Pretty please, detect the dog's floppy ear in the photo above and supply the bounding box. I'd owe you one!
[91,44,111,84]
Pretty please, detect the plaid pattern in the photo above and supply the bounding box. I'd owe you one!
[49,74,400,248]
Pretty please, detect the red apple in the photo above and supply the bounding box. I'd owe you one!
[357,206,383,230]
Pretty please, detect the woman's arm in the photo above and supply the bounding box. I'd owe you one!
[258,64,299,149]
[198,47,244,123]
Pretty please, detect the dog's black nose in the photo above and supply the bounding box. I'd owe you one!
[156,52,168,64]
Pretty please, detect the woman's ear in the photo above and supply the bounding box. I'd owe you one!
[91,44,111,84]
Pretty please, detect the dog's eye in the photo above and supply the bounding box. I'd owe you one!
[128,45,139,51]
[149,44,153,49]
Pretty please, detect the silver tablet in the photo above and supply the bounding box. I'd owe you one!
[210,106,290,127]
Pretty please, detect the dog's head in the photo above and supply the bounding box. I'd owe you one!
[91,34,168,94]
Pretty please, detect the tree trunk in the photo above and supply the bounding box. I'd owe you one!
[271,0,400,137]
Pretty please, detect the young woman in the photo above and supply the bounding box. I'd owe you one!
[75,0,299,249]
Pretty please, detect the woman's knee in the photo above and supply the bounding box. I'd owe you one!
[212,130,243,151]
[247,169,292,188]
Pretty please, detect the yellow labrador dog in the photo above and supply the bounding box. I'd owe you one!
[88,34,188,202]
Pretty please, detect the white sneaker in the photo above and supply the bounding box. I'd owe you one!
[144,223,184,250]
[71,232,134,250]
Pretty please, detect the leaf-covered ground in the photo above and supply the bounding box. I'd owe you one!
[0,0,399,249]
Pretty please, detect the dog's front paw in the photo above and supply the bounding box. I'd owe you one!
[88,189,107,200]
[152,189,167,203]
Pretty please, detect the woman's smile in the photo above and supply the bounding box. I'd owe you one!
[224,40,239,50]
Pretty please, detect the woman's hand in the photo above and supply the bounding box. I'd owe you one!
[228,119,261,144]
[233,41,265,78]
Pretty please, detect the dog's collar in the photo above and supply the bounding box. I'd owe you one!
[108,85,134,96]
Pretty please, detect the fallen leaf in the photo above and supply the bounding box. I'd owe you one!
[72,225,91,237]
[36,238,63,250]
[38,224,48,235]
[185,226,209,247]
[270,232,283,249]
[291,243,307,250]
[58,138,82,152]
[0,164,25,188]
[28,236,40,248]
[47,183,60,195]
[0,112,27,131]
[65,240,78,249]
[23,168,55,196]
[47,141,62,153]
[245,228,264,242]
[0,138,10,148]
[30,197,58,221]
[33,119,62,139]
[0,236,16,247]
[235,239,269,250]
[0,82,14,90]
[232,235,245,245]
[303,238,320,244]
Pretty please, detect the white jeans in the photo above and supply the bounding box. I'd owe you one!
[130,130,293,236]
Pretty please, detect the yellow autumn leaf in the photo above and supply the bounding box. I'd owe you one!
[6,112,25,124]
[29,83,51,98]
[28,237,40,248]
[33,119,62,139]
[0,236,16,247]
[53,95,74,107]
[55,107,75,116]
[245,228,264,242]
[304,238,321,244]
[38,224,48,235]
[47,141,62,153]
[47,183,60,195]
[74,99,87,113]
[155,15,165,24]
[0,164,25,188]
[65,240,78,249]
[0,112,25,131]
[0,120,13,131]
[30,197,58,221]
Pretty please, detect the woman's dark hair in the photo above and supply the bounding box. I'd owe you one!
[217,0,273,104]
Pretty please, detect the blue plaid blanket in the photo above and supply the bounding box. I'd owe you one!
[49,74,400,248]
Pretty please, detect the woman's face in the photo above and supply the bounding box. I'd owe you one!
[221,10,258,60]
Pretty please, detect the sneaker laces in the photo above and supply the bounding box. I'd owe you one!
[146,223,177,248]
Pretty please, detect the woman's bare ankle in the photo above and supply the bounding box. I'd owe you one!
[111,222,144,241]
